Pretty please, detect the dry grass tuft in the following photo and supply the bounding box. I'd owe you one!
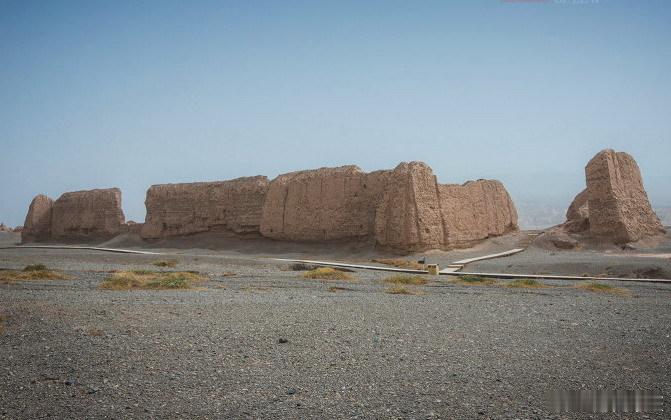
[576,282,629,296]
[100,270,204,290]
[385,286,422,295]
[383,274,427,285]
[506,279,548,288]
[152,260,178,268]
[0,265,69,283]
[372,259,425,270]
[451,275,497,286]
[303,267,353,281]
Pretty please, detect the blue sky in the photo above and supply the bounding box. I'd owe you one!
[1,0,670,227]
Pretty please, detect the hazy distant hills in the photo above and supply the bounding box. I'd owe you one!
[655,207,671,227]
[517,203,671,230]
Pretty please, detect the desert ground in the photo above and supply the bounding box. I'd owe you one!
[1,231,670,419]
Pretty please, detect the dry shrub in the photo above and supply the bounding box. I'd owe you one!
[372,259,424,270]
[23,264,48,271]
[383,274,427,285]
[506,279,548,288]
[303,267,353,281]
[576,282,629,296]
[100,271,204,290]
[152,260,178,268]
[451,275,497,286]
[385,286,422,295]
[0,265,69,283]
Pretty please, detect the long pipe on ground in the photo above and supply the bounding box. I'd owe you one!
[0,245,161,255]
[273,258,671,284]
[449,271,671,284]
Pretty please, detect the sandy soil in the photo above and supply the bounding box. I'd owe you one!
[1,232,671,418]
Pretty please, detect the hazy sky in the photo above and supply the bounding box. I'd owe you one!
[1,0,670,227]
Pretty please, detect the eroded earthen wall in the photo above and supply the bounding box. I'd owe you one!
[564,189,590,233]
[374,162,446,251]
[438,180,518,248]
[21,194,54,243]
[21,161,520,250]
[51,188,125,240]
[585,149,664,243]
[141,176,269,239]
[260,166,391,241]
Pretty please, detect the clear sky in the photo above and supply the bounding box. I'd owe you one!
[1,0,670,227]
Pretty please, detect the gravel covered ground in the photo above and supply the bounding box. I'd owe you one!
[1,236,671,419]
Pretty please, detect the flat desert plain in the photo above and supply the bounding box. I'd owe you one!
[1,231,670,419]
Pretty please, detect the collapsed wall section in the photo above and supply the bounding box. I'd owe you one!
[141,176,269,239]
